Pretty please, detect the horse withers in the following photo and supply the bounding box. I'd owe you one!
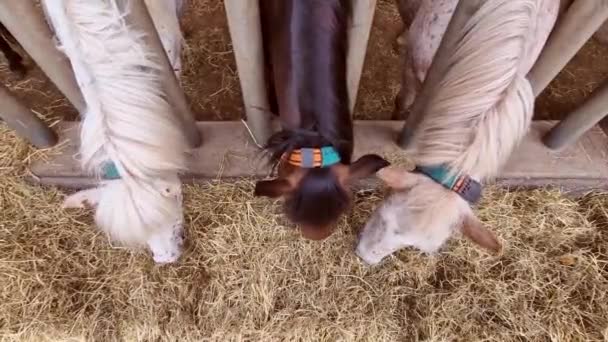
[254,0,390,241]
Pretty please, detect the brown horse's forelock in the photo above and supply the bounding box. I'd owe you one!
[264,129,352,231]
[284,168,350,229]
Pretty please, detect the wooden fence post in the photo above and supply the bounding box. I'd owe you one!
[398,0,483,148]
[224,0,273,147]
[124,0,202,148]
[528,0,608,96]
[347,0,377,114]
[543,80,608,149]
[528,0,608,149]
[0,84,57,148]
[0,0,86,113]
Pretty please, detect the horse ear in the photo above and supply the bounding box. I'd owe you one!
[348,154,390,181]
[254,179,293,198]
[376,166,422,189]
[460,213,502,253]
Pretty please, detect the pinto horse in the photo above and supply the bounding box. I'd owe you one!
[254,0,390,241]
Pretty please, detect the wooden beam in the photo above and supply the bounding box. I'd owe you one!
[0,0,86,113]
[0,84,57,148]
[543,79,608,150]
[528,0,608,96]
[224,0,272,147]
[28,120,608,195]
[397,0,483,148]
[347,0,377,114]
[123,0,202,148]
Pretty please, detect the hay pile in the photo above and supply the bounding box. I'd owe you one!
[1,123,608,341]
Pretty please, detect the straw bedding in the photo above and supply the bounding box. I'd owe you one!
[1,1,608,340]
[1,123,608,341]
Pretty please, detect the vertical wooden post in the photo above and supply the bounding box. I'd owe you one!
[224,0,273,147]
[124,0,202,148]
[347,0,377,114]
[528,0,608,96]
[0,0,86,113]
[0,84,57,148]
[398,0,483,148]
[543,80,608,150]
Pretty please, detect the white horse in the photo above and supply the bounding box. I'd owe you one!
[44,0,190,263]
[356,0,558,265]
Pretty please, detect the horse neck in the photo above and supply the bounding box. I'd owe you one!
[264,0,353,160]
[410,0,539,181]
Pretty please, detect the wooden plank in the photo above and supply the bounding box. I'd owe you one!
[496,122,608,195]
[501,121,608,179]
[347,0,376,114]
[28,120,608,194]
[223,0,273,146]
[0,84,58,148]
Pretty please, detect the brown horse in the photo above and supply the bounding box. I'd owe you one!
[254,0,390,240]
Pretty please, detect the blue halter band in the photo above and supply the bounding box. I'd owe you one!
[101,162,120,180]
[414,165,482,204]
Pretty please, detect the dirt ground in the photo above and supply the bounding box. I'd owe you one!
[2,0,608,123]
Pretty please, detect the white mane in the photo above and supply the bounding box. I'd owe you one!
[410,0,539,181]
[44,0,189,262]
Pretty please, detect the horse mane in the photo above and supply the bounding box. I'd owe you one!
[45,0,187,245]
[264,0,353,166]
[410,0,541,181]
[284,167,350,228]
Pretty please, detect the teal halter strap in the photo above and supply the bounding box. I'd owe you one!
[414,165,482,204]
[319,146,341,167]
[102,162,120,180]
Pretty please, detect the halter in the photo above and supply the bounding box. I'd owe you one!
[282,146,341,168]
[414,165,482,204]
[101,162,120,180]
